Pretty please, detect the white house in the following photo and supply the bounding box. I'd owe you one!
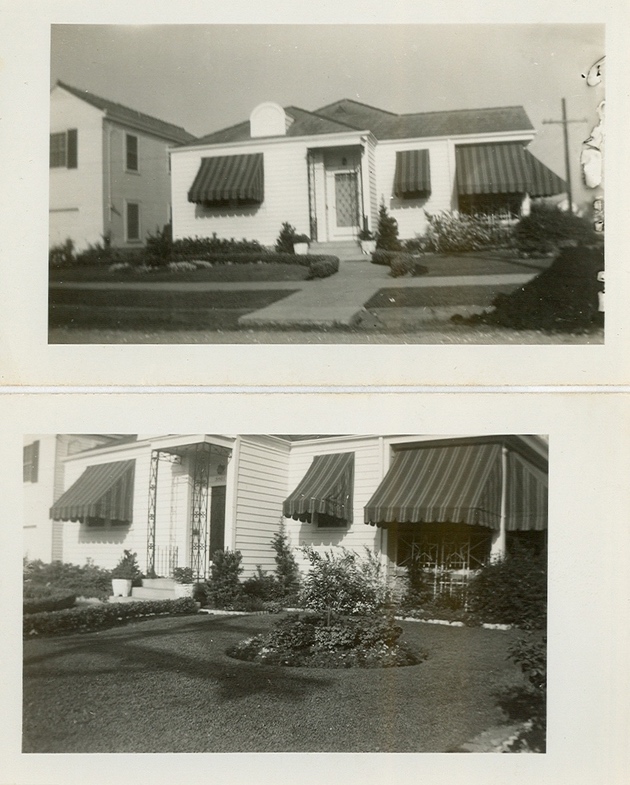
[49,81,195,252]
[170,99,566,247]
[25,434,548,594]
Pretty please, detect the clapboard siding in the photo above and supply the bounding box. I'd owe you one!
[233,436,290,575]
[374,139,453,239]
[171,142,312,246]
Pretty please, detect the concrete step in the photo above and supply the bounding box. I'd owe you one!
[308,241,365,261]
[131,585,177,600]
[141,577,176,590]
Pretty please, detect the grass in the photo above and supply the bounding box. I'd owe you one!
[50,262,310,284]
[365,284,517,309]
[23,612,529,753]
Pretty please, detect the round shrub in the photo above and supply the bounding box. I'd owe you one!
[514,204,598,256]
[389,254,429,278]
[307,256,339,279]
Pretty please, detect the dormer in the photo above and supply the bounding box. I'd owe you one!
[249,102,293,138]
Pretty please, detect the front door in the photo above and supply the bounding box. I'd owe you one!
[209,485,226,560]
[327,170,360,240]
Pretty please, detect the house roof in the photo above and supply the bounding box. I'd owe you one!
[55,81,195,145]
[187,98,534,148]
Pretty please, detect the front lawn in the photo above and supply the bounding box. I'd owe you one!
[23,613,528,753]
[365,284,518,310]
[50,262,310,284]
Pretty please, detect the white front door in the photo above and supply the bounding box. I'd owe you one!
[326,169,360,240]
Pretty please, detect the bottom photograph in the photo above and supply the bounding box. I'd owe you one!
[23,433,548,754]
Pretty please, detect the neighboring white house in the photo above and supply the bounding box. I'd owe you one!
[49,81,195,252]
[170,99,566,247]
[25,434,548,593]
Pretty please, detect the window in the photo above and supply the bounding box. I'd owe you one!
[126,134,138,172]
[126,202,141,242]
[49,129,78,169]
[458,193,523,219]
[314,512,348,529]
[23,441,39,483]
[85,516,129,528]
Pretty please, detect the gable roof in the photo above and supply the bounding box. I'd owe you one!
[315,99,534,140]
[55,81,195,145]
[187,97,534,148]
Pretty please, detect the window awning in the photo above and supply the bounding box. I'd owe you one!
[283,452,354,523]
[188,153,264,204]
[394,149,431,197]
[455,143,565,196]
[50,460,135,523]
[364,443,547,531]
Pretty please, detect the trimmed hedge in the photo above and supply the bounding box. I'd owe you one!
[23,589,77,615]
[23,597,198,636]
[307,256,339,279]
[371,250,428,277]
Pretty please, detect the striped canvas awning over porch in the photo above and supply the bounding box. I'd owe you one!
[283,452,354,523]
[455,143,565,196]
[364,443,547,531]
[394,149,431,197]
[188,153,264,204]
[50,460,135,523]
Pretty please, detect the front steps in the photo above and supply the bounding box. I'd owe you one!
[308,240,366,262]
[130,577,177,601]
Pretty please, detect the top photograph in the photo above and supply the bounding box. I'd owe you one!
[48,23,605,347]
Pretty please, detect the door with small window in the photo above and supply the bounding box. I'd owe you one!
[326,170,360,239]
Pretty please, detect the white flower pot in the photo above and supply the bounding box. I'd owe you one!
[293,242,309,255]
[361,240,376,254]
[111,578,132,597]
[174,583,194,599]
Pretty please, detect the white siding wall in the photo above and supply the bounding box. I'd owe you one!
[374,139,453,240]
[284,437,385,574]
[232,436,291,576]
[171,141,312,246]
[49,88,105,251]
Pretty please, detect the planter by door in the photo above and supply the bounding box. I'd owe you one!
[111,578,132,597]
[174,583,194,599]
[293,242,309,255]
[360,240,376,255]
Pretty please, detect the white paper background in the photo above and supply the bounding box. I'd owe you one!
[0,0,628,387]
[1,391,629,783]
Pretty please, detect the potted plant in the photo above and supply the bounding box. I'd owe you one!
[110,550,142,597]
[292,234,311,255]
[172,566,195,598]
[358,228,376,255]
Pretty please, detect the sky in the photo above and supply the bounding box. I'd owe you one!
[51,24,605,206]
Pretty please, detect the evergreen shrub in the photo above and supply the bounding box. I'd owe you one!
[307,256,339,279]
[205,549,244,608]
[375,203,402,251]
[275,222,299,253]
[514,204,598,256]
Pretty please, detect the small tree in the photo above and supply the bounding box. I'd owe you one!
[375,201,402,251]
[272,524,301,598]
[207,549,244,608]
[275,222,298,254]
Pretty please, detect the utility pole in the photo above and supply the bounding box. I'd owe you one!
[543,99,587,213]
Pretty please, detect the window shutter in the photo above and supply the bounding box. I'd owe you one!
[30,440,39,482]
[67,129,78,169]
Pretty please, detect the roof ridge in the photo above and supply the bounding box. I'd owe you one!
[398,104,527,119]
[55,80,193,138]
[316,98,398,117]
[286,105,368,133]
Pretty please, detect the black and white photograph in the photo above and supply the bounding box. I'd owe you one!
[23,432,548,753]
[47,23,605,346]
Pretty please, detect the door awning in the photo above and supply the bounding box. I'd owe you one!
[455,143,565,196]
[50,460,135,523]
[394,149,431,197]
[188,153,264,204]
[283,452,354,523]
[364,443,547,531]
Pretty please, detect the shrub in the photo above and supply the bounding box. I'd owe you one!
[172,566,194,584]
[299,547,389,620]
[173,233,266,258]
[423,210,513,253]
[23,588,77,615]
[23,558,112,600]
[49,238,75,267]
[461,243,604,332]
[514,203,598,256]
[242,566,280,601]
[292,234,311,245]
[466,545,547,628]
[227,611,423,668]
[399,554,434,611]
[111,550,143,586]
[507,632,547,750]
[389,253,429,278]
[205,549,244,608]
[375,202,402,251]
[145,222,173,266]
[272,528,301,599]
[275,222,299,254]
[23,597,198,636]
[307,256,339,279]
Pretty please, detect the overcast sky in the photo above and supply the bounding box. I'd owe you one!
[51,24,604,205]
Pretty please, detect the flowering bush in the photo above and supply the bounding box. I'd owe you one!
[299,547,389,618]
[423,210,513,253]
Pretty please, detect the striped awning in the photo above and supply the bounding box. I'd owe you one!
[364,443,547,531]
[188,153,264,204]
[394,149,431,197]
[456,143,565,196]
[283,452,354,523]
[50,460,135,523]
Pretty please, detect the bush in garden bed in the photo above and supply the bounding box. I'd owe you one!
[423,210,514,253]
[23,588,77,615]
[227,611,424,668]
[306,256,339,279]
[23,597,198,636]
[370,250,428,277]
[23,558,113,601]
[513,203,598,256]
